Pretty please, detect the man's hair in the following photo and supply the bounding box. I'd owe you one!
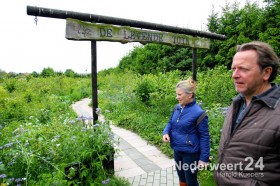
[236,41,279,82]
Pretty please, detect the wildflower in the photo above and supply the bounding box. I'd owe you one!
[53,135,60,139]
[96,108,102,115]
[81,127,87,132]
[15,178,22,182]
[101,178,110,185]
[8,161,15,165]
[0,174,6,178]
[71,136,77,140]
[109,133,114,139]
[86,116,93,120]
[221,107,229,115]
[4,142,14,148]
[77,115,86,121]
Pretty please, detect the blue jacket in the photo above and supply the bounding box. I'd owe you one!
[162,99,210,162]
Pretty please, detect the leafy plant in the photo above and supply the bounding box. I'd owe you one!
[0,76,129,185]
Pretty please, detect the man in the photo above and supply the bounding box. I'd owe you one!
[214,41,280,186]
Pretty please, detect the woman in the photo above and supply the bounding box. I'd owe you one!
[162,77,210,186]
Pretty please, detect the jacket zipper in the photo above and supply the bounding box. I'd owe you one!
[176,107,184,123]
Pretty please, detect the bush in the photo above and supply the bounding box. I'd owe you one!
[0,76,129,185]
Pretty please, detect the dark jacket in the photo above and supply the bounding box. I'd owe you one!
[162,99,210,162]
[214,84,280,186]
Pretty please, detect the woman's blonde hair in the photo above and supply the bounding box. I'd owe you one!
[176,77,197,96]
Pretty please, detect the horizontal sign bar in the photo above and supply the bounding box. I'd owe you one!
[66,19,210,49]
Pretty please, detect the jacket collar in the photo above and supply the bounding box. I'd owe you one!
[257,84,280,109]
[233,84,280,109]
[182,98,196,107]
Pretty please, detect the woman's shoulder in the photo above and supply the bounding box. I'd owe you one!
[191,103,204,113]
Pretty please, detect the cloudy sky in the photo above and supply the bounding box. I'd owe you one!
[0,0,247,73]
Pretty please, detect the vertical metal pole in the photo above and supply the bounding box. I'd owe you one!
[91,41,98,123]
[192,48,197,81]
[91,41,114,171]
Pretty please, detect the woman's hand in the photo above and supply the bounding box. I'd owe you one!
[198,160,208,169]
[162,134,170,142]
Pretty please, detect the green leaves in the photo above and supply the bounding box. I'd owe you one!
[0,76,127,185]
[117,1,279,74]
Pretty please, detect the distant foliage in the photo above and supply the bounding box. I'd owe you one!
[0,69,7,83]
[118,1,279,74]
[133,75,156,104]
[196,65,237,107]
[41,67,56,77]
[119,44,193,74]
[64,69,76,77]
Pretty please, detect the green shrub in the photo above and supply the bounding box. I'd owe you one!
[133,75,156,104]
[0,76,129,185]
[3,78,17,93]
[197,65,237,107]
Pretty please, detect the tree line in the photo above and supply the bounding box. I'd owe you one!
[0,67,90,82]
[117,0,279,74]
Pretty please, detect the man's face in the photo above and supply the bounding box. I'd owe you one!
[231,50,267,98]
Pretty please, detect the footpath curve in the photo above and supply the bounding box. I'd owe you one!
[72,98,179,186]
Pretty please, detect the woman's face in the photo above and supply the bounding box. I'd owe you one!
[176,87,193,107]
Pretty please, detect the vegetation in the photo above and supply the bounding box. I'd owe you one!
[0,76,129,186]
[0,0,279,185]
[97,67,233,184]
[118,0,279,74]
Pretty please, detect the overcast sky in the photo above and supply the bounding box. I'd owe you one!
[0,0,248,74]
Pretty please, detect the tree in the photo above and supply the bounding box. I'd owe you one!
[118,0,279,73]
[119,44,193,74]
[41,67,55,77]
[64,69,76,77]
[0,69,7,82]
[259,0,280,55]
[31,71,39,78]
[203,1,266,69]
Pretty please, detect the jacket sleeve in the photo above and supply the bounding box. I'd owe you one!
[197,115,210,162]
[162,110,175,135]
